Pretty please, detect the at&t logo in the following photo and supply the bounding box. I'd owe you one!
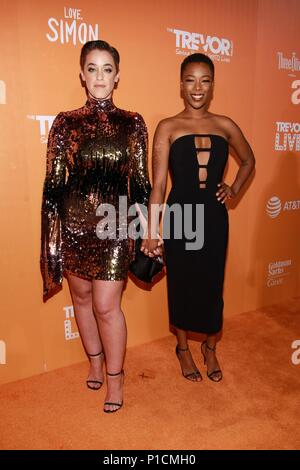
[266,196,281,218]
[27,115,56,144]
[167,28,233,62]
[266,196,300,218]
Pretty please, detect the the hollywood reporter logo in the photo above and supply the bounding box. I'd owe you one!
[46,6,99,45]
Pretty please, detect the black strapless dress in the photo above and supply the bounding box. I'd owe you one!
[163,134,229,334]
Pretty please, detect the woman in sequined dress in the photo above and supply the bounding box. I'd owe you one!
[41,40,151,413]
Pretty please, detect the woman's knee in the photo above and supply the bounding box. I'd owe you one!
[72,285,92,307]
[93,299,119,318]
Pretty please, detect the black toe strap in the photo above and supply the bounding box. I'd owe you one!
[207,370,222,379]
[104,402,123,406]
[184,371,201,379]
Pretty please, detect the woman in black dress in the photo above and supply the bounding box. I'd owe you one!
[41,40,151,411]
[142,54,255,382]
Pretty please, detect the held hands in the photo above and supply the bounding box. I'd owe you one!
[140,236,164,258]
[216,183,236,203]
[141,183,235,255]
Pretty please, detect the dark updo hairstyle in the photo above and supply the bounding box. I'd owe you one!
[181,53,214,80]
[80,40,120,71]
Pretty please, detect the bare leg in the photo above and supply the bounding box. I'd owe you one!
[67,274,104,388]
[92,280,126,412]
[202,334,222,381]
[175,328,202,382]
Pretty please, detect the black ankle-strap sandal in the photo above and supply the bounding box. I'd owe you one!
[86,351,104,390]
[103,370,124,413]
[201,341,222,382]
[175,345,202,382]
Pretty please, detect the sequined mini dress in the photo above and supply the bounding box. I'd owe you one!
[41,98,151,300]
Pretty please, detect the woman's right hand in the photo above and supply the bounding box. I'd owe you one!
[140,237,163,257]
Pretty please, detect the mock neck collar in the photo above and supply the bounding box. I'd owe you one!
[86,97,116,112]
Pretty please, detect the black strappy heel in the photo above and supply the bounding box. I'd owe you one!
[86,351,104,390]
[175,345,202,382]
[201,341,222,382]
[103,370,124,413]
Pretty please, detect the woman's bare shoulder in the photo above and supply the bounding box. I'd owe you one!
[156,114,184,132]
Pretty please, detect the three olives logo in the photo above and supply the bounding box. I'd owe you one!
[266,196,282,218]
[277,53,300,105]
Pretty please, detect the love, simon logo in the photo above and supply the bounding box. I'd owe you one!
[46,6,99,46]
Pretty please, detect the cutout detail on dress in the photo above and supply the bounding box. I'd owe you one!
[194,136,211,190]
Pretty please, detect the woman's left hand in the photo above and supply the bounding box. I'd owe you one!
[141,237,164,258]
[216,183,236,203]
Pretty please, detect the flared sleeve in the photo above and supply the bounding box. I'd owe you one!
[40,112,67,301]
[129,113,152,207]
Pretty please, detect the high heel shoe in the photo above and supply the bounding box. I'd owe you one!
[175,345,202,382]
[103,370,124,413]
[201,341,222,382]
[86,351,104,390]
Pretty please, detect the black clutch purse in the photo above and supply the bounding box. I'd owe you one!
[129,237,164,283]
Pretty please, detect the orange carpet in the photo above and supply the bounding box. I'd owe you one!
[1,298,300,450]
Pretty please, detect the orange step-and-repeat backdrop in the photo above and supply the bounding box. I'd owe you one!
[1,0,299,384]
